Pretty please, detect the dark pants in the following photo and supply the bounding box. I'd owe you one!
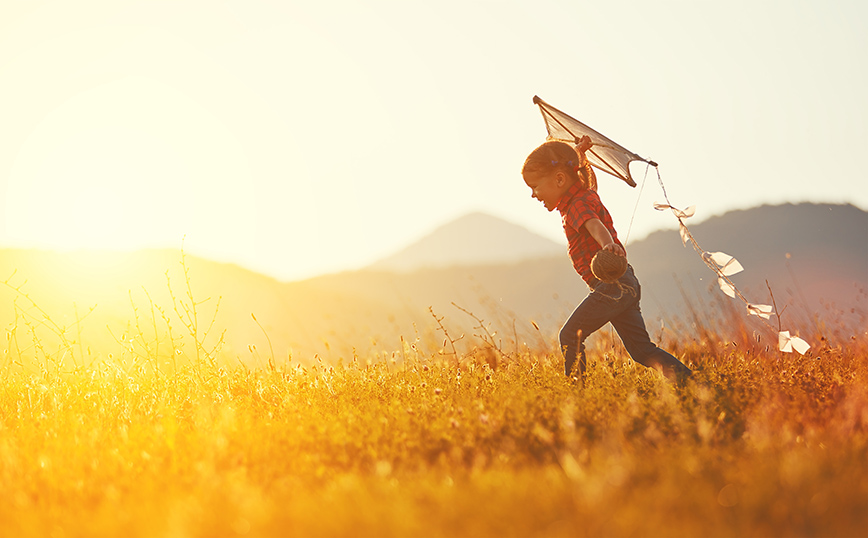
[559,265,691,381]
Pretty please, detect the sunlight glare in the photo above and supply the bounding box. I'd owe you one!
[5,76,256,256]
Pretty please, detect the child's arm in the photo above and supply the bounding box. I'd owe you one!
[573,136,597,191]
[584,218,626,258]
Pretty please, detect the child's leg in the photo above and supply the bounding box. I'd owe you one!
[610,305,692,381]
[559,293,621,378]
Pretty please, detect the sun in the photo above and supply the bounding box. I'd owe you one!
[4,77,256,256]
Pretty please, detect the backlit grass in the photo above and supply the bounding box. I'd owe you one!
[1,251,866,537]
[0,330,866,537]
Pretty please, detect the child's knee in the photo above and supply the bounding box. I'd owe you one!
[559,327,585,347]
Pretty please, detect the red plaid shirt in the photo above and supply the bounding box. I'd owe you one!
[556,182,623,285]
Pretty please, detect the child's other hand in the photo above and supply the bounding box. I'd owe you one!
[603,242,626,258]
[576,135,593,153]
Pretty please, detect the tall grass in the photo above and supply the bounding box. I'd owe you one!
[0,265,865,537]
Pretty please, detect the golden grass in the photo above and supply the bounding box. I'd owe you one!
[1,253,866,537]
[1,332,866,537]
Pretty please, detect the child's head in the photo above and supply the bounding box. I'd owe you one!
[521,141,587,212]
[521,140,582,184]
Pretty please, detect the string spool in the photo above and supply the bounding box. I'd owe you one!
[591,250,627,283]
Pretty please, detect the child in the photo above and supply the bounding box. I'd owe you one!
[521,138,691,383]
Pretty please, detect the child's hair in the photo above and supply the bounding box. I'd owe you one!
[521,140,595,190]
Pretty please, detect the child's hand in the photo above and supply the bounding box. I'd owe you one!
[576,135,593,153]
[584,219,626,258]
[603,242,627,258]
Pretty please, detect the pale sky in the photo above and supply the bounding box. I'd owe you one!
[2,0,866,281]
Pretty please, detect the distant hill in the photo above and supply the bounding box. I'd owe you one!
[368,211,563,272]
[330,202,867,347]
[626,203,868,324]
[0,248,417,366]
[0,203,863,364]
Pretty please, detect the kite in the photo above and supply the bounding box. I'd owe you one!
[532,96,810,355]
[533,95,655,187]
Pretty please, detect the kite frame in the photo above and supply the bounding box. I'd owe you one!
[533,95,657,188]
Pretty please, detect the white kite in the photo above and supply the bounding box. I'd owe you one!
[534,95,653,187]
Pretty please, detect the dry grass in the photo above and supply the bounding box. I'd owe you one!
[0,259,866,537]
[0,330,866,537]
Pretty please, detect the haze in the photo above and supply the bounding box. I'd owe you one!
[2,0,865,281]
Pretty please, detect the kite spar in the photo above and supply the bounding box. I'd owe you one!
[531,96,810,355]
[533,95,656,188]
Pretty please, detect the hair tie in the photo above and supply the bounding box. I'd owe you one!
[550,160,558,166]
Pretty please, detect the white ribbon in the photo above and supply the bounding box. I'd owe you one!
[705,251,744,276]
[654,203,696,219]
[746,303,774,319]
[778,331,810,354]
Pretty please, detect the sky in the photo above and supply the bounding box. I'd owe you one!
[2,0,866,281]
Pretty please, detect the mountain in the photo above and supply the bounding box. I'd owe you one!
[625,203,868,323]
[0,203,863,365]
[0,248,416,366]
[332,202,867,346]
[368,211,563,272]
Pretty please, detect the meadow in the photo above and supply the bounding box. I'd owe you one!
[0,258,866,537]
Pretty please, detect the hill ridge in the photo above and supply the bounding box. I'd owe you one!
[0,202,862,361]
[368,211,563,272]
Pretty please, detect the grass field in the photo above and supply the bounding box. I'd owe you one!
[0,266,866,537]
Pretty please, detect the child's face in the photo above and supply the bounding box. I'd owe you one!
[524,170,570,212]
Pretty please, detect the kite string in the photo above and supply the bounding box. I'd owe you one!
[653,162,675,208]
[652,166,781,335]
[623,161,651,245]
